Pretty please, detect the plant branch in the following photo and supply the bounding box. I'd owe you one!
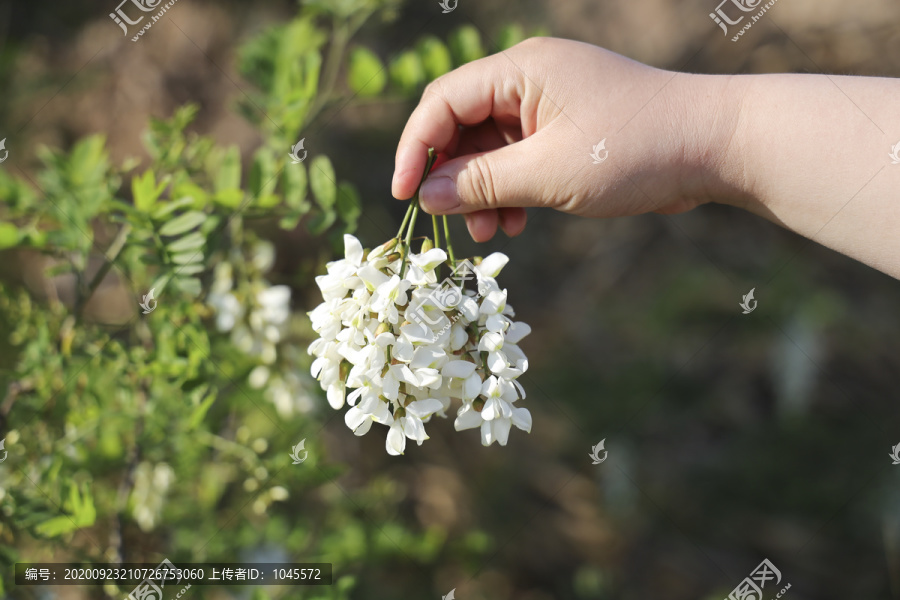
[75,222,132,319]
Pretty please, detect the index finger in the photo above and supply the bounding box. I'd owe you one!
[392,54,523,199]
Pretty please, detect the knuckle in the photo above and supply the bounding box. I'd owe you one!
[422,77,447,102]
[463,155,500,208]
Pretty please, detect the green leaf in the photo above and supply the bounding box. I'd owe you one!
[0,223,20,249]
[347,47,386,97]
[282,160,309,212]
[336,182,361,229]
[213,189,244,209]
[159,211,206,236]
[166,231,205,253]
[309,155,336,209]
[173,276,202,296]
[171,251,203,265]
[417,36,453,80]
[279,212,303,230]
[34,482,96,537]
[448,25,485,65]
[215,145,241,192]
[174,263,204,276]
[132,170,167,212]
[152,196,197,220]
[389,51,426,94]
[307,208,336,235]
[249,148,278,205]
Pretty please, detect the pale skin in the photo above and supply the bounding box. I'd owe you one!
[391,37,900,279]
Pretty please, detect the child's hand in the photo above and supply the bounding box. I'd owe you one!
[391,37,741,242]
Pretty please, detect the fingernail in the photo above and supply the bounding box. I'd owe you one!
[420,176,459,213]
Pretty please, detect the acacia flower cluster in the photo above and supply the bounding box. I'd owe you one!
[307,150,532,455]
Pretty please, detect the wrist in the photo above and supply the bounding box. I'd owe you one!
[674,72,760,213]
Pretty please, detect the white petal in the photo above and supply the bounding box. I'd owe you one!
[454,405,483,431]
[392,337,414,362]
[493,418,511,446]
[402,415,427,443]
[481,397,502,421]
[410,248,448,272]
[488,351,510,374]
[442,360,477,379]
[345,406,368,431]
[343,234,364,266]
[406,398,444,418]
[505,321,532,344]
[511,407,532,433]
[450,323,468,351]
[480,420,494,446]
[410,346,446,369]
[481,290,508,315]
[478,332,504,353]
[463,373,482,400]
[358,264,389,292]
[386,422,406,455]
[353,417,374,436]
[475,253,509,278]
[327,383,345,409]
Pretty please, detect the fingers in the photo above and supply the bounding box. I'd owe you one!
[461,207,527,242]
[417,130,555,215]
[392,55,522,200]
[498,207,527,236]
[464,210,499,242]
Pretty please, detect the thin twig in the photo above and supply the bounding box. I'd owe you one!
[75,222,132,319]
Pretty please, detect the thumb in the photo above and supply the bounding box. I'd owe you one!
[418,134,555,215]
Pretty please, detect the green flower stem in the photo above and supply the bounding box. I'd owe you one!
[399,148,438,277]
[432,214,441,248]
[397,200,415,239]
[443,215,456,266]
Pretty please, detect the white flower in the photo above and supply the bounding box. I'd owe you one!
[308,234,533,455]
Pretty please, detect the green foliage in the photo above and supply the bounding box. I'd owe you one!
[347,46,387,96]
[0,4,531,598]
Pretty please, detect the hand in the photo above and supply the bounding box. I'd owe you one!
[391,37,741,242]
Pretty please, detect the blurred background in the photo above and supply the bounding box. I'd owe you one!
[2,0,900,599]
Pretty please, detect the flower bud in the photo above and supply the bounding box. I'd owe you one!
[473,256,483,266]
[368,238,399,260]
[420,237,434,252]
[339,359,352,382]
[375,322,391,336]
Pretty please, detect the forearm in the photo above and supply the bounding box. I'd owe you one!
[699,72,900,278]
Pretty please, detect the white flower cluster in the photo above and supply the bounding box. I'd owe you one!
[207,243,316,417]
[308,234,532,455]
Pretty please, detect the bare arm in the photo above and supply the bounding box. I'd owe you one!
[391,37,900,279]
